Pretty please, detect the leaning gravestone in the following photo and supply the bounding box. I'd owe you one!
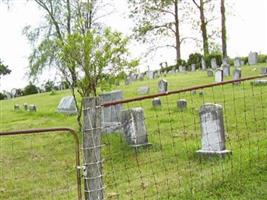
[207,69,214,77]
[57,96,77,115]
[158,79,168,93]
[222,64,230,77]
[100,90,123,133]
[211,58,218,69]
[152,98,161,108]
[138,86,150,95]
[260,67,267,75]
[248,52,258,65]
[234,58,241,68]
[197,103,231,156]
[201,58,206,70]
[177,99,187,111]
[215,69,223,82]
[121,107,150,147]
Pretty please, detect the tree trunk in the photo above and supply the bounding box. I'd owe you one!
[174,0,181,63]
[221,0,227,58]
[200,0,209,57]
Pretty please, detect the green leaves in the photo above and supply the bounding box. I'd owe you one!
[0,59,11,77]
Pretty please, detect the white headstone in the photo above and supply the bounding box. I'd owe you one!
[222,64,230,77]
[191,64,196,71]
[57,96,77,115]
[248,52,258,65]
[211,58,218,69]
[234,58,241,68]
[201,58,206,70]
[215,69,223,82]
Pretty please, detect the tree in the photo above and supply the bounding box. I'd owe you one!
[44,80,56,92]
[23,82,39,95]
[221,0,227,58]
[129,0,189,63]
[0,59,11,77]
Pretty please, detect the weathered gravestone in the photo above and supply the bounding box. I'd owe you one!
[179,66,185,72]
[147,71,154,80]
[28,104,37,112]
[197,103,231,156]
[233,68,242,84]
[222,58,229,65]
[211,58,218,69]
[234,58,241,68]
[191,64,196,72]
[177,99,187,111]
[215,69,223,82]
[138,86,150,95]
[158,79,168,93]
[14,104,20,111]
[57,96,77,115]
[201,58,206,70]
[100,90,123,133]
[125,77,131,85]
[248,52,258,65]
[121,107,150,147]
[260,67,267,75]
[23,103,28,111]
[207,69,214,77]
[251,79,267,86]
[222,64,230,77]
[152,98,161,108]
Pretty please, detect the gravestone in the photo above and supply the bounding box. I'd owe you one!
[158,79,168,93]
[125,77,131,85]
[222,58,228,65]
[222,64,230,77]
[211,58,218,69]
[201,58,206,70]
[199,91,205,96]
[179,65,185,72]
[234,58,241,68]
[14,104,20,111]
[191,90,197,95]
[191,64,196,71]
[260,67,267,75]
[23,103,28,111]
[147,71,154,80]
[138,86,150,95]
[57,96,77,115]
[152,98,161,108]
[248,52,258,65]
[28,104,37,112]
[100,90,123,133]
[233,68,242,84]
[197,103,231,156]
[215,69,223,82]
[177,99,187,111]
[207,69,213,77]
[251,79,267,86]
[121,107,150,147]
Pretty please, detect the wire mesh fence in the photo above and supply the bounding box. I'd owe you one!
[95,76,267,200]
[0,128,82,200]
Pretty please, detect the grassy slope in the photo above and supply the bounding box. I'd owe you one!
[0,64,266,200]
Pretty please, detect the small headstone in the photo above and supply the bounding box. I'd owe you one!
[191,64,196,71]
[197,103,231,156]
[199,91,205,96]
[251,79,267,86]
[138,73,145,81]
[138,86,150,95]
[152,98,161,108]
[57,96,77,115]
[248,52,258,65]
[23,103,28,111]
[158,79,168,93]
[177,99,187,111]
[222,64,230,77]
[260,67,267,75]
[240,60,245,66]
[28,104,37,112]
[207,69,214,77]
[211,58,218,69]
[191,90,197,95]
[233,68,241,84]
[14,104,20,111]
[234,58,241,68]
[215,69,223,82]
[179,66,185,72]
[121,107,150,147]
[201,58,206,70]
[100,90,123,133]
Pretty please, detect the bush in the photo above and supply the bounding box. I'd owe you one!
[240,56,248,65]
[258,54,267,63]
[205,53,222,68]
[23,82,39,96]
[0,92,7,100]
[187,53,202,70]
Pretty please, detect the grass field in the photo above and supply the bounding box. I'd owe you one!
[0,64,267,199]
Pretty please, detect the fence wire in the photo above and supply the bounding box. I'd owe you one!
[100,77,267,200]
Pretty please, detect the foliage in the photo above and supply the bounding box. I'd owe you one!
[205,52,222,68]
[0,59,11,77]
[258,54,267,63]
[187,53,202,70]
[23,82,39,96]
[0,92,7,100]
[44,80,56,92]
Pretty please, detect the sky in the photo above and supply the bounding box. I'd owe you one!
[0,0,267,92]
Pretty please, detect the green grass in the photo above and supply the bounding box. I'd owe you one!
[0,64,267,199]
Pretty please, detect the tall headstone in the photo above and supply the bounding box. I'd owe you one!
[201,58,206,70]
[158,79,168,93]
[191,64,196,71]
[222,64,230,77]
[211,58,218,69]
[197,103,231,156]
[234,58,241,68]
[121,107,150,147]
[248,52,258,65]
[100,90,123,133]
[57,96,77,115]
[215,69,223,82]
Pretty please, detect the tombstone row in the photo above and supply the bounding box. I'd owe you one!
[14,104,37,112]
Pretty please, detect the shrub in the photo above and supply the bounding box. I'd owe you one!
[187,53,202,70]
[0,92,7,100]
[258,54,267,63]
[205,53,222,68]
[23,82,39,96]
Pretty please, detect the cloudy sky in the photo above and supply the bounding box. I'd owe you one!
[0,0,266,91]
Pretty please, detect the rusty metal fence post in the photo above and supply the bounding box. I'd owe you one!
[83,97,104,200]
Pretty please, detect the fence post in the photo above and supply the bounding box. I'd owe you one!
[83,97,103,200]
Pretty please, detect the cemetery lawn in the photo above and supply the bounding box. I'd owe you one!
[0,64,267,199]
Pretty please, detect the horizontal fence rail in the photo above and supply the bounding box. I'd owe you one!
[0,128,82,200]
[96,75,267,199]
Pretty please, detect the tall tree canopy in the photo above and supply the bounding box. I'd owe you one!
[0,59,11,77]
